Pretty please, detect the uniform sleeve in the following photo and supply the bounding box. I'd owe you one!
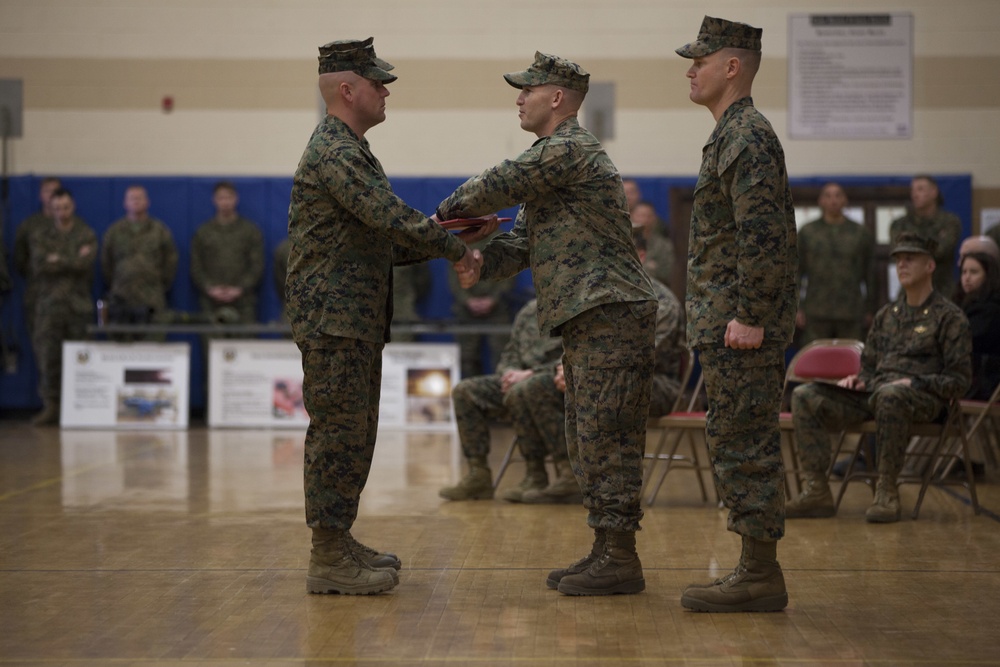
[722,131,795,329]
[189,227,209,293]
[100,226,114,286]
[912,309,972,401]
[796,224,809,306]
[479,208,531,282]
[858,308,883,387]
[32,227,97,278]
[242,222,265,290]
[319,142,467,263]
[160,224,179,290]
[435,142,555,221]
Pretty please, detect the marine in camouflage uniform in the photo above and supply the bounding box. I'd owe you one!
[286,38,488,595]
[797,184,875,345]
[890,176,962,296]
[26,189,97,425]
[677,17,798,613]
[447,232,515,376]
[438,298,563,502]
[437,52,656,596]
[13,177,63,338]
[190,183,264,324]
[789,232,971,523]
[101,185,178,339]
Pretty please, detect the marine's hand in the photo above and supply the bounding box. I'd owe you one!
[454,249,483,289]
[837,374,865,391]
[456,214,501,244]
[500,369,533,393]
[553,363,566,393]
[724,319,763,349]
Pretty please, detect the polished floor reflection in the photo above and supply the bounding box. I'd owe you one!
[1,421,999,666]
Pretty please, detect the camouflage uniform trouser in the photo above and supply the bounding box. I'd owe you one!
[562,301,656,532]
[700,346,786,541]
[32,310,89,405]
[791,382,944,480]
[452,371,565,462]
[301,336,383,531]
[800,318,865,347]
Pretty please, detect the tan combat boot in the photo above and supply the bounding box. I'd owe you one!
[439,457,494,500]
[865,477,901,523]
[500,459,548,502]
[546,528,605,589]
[521,461,583,504]
[345,531,402,571]
[307,528,399,595]
[681,536,788,612]
[557,529,645,596]
[785,471,835,518]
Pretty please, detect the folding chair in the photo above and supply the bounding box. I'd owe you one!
[642,348,714,505]
[960,382,1000,470]
[778,339,865,493]
[493,432,523,488]
[833,397,982,519]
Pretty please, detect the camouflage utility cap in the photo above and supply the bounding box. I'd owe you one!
[676,16,762,58]
[504,52,590,93]
[890,232,937,257]
[318,37,397,82]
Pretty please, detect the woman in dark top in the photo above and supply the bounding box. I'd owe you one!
[954,251,1000,400]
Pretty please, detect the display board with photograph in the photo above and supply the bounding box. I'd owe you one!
[60,342,191,429]
[207,340,459,430]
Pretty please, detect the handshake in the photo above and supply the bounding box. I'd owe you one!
[432,213,503,289]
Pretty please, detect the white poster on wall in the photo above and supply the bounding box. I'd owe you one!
[789,13,913,139]
[60,341,190,429]
[207,340,459,430]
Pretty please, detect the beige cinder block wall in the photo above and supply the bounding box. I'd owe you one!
[1,0,998,226]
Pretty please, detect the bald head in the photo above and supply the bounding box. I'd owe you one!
[959,235,1000,266]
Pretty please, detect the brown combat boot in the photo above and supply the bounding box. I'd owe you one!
[439,457,494,500]
[546,527,605,589]
[521,461,583,504]
[865,477,901,523]
[785,472,835,518]
[500,458,548,502]
[307,528,398,595]
[345,531,402,571]
[681,536,788,612]
[557,529,645,596]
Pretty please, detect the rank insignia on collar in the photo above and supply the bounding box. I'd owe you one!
[914,325,928,334]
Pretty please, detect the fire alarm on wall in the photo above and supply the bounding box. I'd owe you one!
[161,96,174,113]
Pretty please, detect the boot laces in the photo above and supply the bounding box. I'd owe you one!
[346,533,379,559]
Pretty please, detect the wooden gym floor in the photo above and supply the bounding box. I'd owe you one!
[1,420,998,667]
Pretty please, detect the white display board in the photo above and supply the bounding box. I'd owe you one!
[789,13,913,139]
[207,340,459,430]
[60,341,190,429]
